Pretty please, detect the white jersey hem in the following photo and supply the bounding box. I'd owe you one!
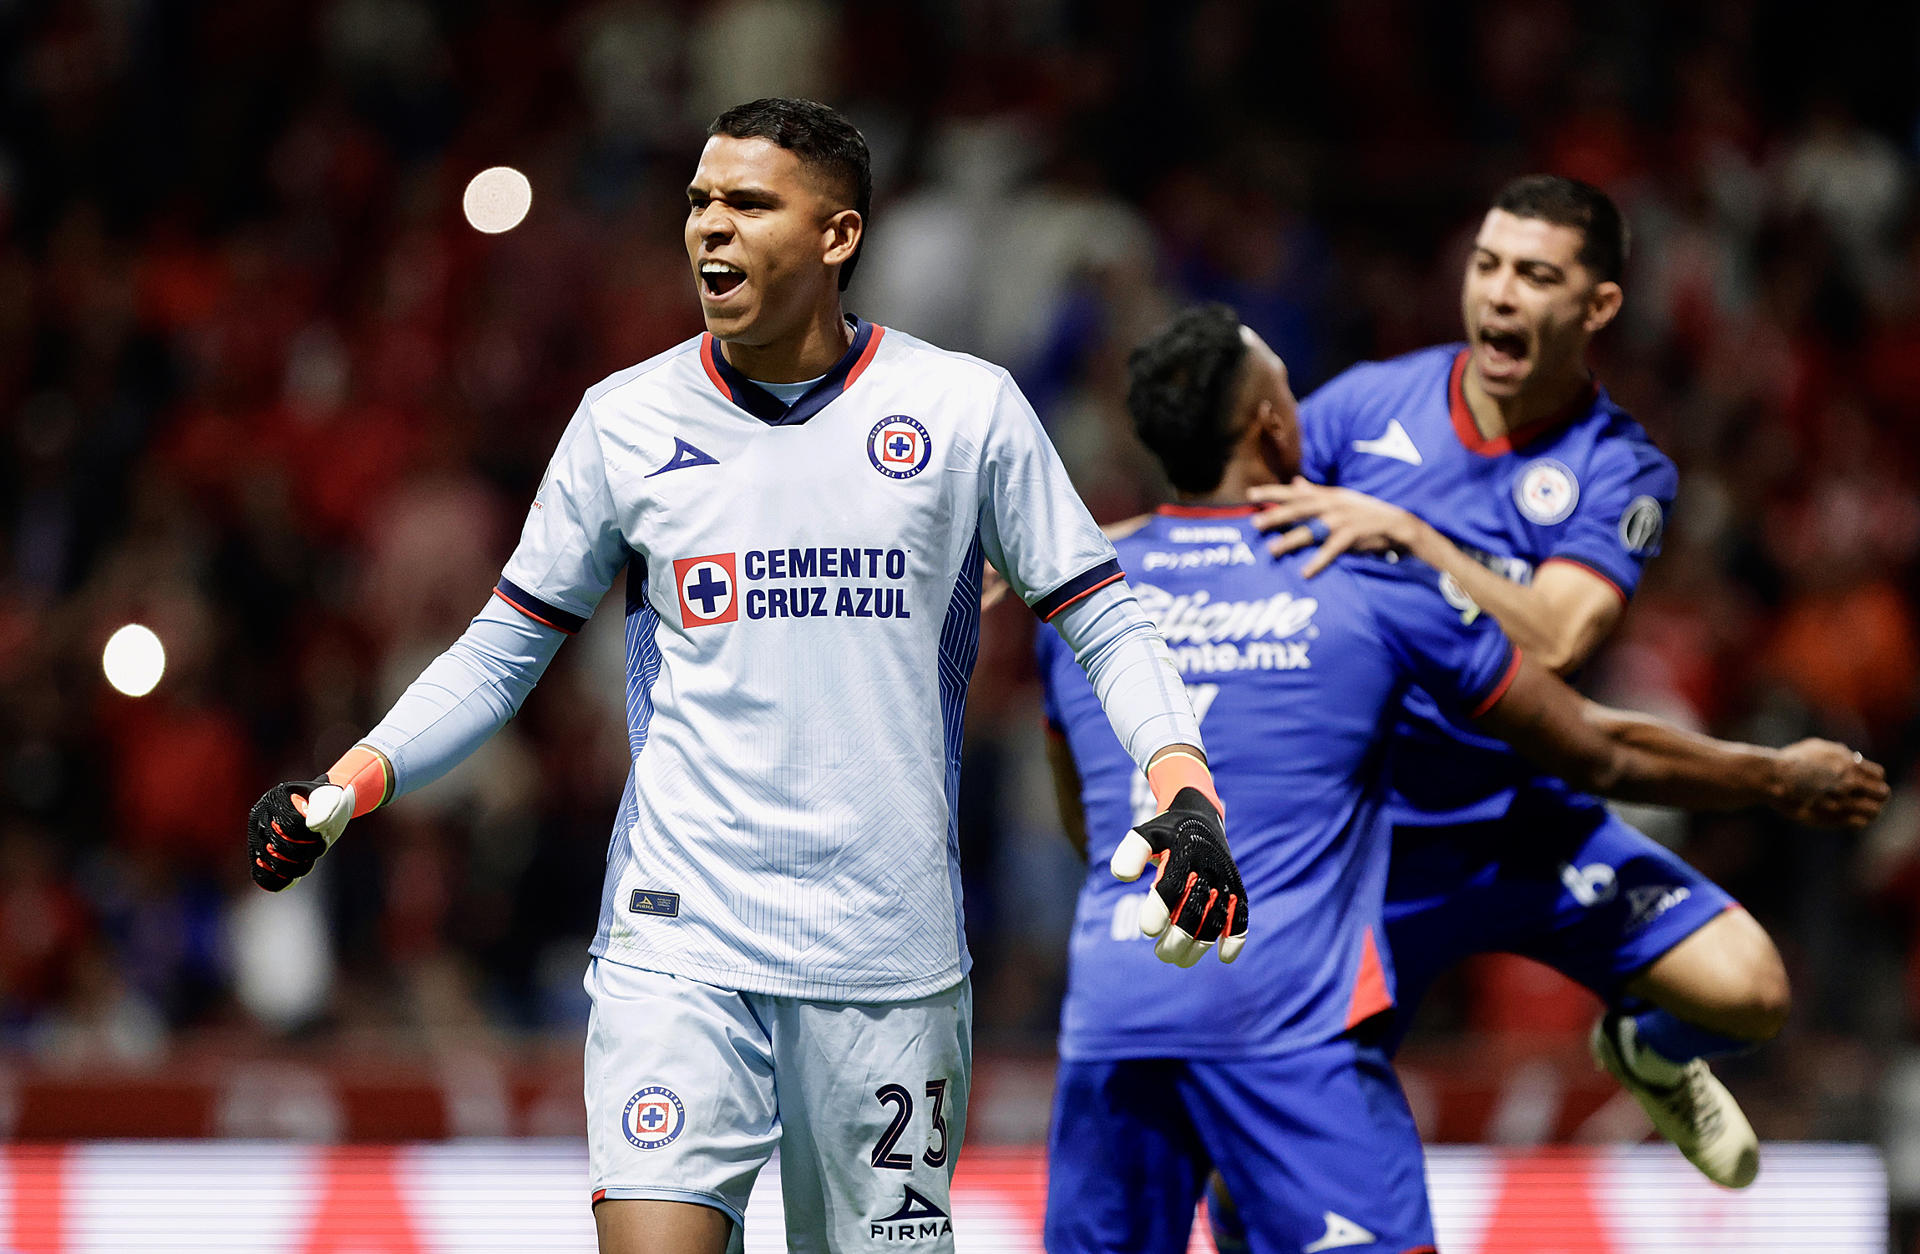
[590,941,971,1005]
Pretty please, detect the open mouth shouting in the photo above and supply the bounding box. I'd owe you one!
[699,259,747,302]
[1475,323,1531,384]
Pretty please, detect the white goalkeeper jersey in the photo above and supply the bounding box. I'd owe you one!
[495,319,1122,1002]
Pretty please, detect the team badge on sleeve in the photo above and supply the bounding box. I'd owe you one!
[674,554,739,626]
[622,1085,686,1149]
[1514,458,1579,524]
[868,416,933,479]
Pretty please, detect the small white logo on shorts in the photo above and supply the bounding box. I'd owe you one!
[622,1085,686,1149]
[1303,1210,1377,1251]
[1560,861,1617,907]
[1627,884,1691,932]
[1514,458,1579,524]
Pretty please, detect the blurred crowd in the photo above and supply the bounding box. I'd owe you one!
[3,0,1920,1192]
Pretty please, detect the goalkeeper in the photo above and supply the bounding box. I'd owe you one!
[1036,305,1887,1254]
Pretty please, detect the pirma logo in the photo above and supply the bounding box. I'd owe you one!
[622,1085,686,1150]
[628,889,680,918]
[871,1185,951,1241]
[868,416,933,479]
[674,554,738,626]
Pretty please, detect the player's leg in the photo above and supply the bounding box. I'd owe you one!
[1043,1057,1209,1254]
[1508,809,1766,1187]
[771,978,972,1254]
[1619,905,1790,1043]
[594,1200,734,1254]
[1185,1038,1436,1254]
[583,957,780,1254]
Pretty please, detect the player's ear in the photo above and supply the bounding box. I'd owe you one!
[1583,280,1623,334]
[823,208,862,270]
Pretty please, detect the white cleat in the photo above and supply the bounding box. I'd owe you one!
[1590,1012,1760,1189]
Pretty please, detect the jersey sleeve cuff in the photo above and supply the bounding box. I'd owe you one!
[1032,559,1125,622]
[493,578,588,634]
[1467,645,1523,718]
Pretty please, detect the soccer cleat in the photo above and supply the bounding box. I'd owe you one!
[1590,1011,1759,1189]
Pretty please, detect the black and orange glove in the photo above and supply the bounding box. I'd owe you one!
[245,747,388,891]
[1109,752,1248,967]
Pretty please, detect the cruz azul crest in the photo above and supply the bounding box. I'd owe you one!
[868,416,933,479]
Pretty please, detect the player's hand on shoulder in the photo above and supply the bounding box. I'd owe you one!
[247,779,352,890]
[1250,478,1426,577]
[1773,739,1889,829]
[1111,786,1248,967]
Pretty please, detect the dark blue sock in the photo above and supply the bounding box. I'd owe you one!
[1630,1007,1757,1063]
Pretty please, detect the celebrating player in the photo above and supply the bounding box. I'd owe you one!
[1037,304,1887,1253]
[1241,175,1796,1189]
[244,98,1245,1254]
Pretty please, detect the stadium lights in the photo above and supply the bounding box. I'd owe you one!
[102,623,166,697]
[463,166,533,234]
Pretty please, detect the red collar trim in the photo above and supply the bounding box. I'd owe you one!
[699,335,735,402]
[1156,503,1262,517]
[1447,349,1597,458]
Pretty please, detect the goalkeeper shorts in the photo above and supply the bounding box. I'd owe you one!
[583,957,972,1250]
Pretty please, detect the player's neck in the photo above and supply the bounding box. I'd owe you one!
[718,304,853,383]
[1185,457,1283,505]
[1462,361,1591,439]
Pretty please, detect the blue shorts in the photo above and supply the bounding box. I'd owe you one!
[1045,1039,1434,1254]
[1382,804,1736,1050]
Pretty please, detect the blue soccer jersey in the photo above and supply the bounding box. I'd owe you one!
[1300,344,1677,827]
[1039,506,1517,1060]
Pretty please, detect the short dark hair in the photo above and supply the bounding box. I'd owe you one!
[709,97,873,291]
[1126,304,1250,495]
[1491,174,1630,284]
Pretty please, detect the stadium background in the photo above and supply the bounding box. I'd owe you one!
[1,0,1918,1249]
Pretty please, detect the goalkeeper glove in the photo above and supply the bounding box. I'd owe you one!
[246,746,388,891]
[1110,752,1247,967]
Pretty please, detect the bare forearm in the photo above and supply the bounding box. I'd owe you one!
[1406,522,1592,670]
[1479,655,1887,827]
[1563,705,1785,811]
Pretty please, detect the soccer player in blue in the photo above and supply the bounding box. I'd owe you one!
[1038,304,1887,1254]
[1246,175,1786,1189]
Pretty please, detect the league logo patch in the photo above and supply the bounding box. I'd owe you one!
[622,1085,686,1150]
[868,416,933,480]
[1514,458,1579,525]
[1438,572,1483,624]
[674,554,738,627]
[1619,494,1665,556]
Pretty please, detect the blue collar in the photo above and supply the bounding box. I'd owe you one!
[699,317,884,427]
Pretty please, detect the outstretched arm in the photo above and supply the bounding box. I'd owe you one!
[1476,653,1888,826]
[247,595,568,890]
[1253,479,1623,674]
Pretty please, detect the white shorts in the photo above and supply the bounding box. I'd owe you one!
[584,957,973,1252]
